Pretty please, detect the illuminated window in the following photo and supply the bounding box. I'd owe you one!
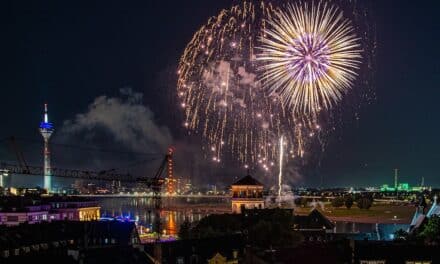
[406,261,431,264]
[42,214,47,220]
[360,261,386,264]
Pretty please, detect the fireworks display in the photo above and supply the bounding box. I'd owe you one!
[177,1,370,169]
[278,135,284,203]
[258,2,362,115]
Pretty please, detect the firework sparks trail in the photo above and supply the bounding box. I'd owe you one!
[258,2,362,115]
[177,1,312,166]
[177,1,368,169]
[278,135,284,204]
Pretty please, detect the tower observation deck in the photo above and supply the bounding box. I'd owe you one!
[39,103,54,193]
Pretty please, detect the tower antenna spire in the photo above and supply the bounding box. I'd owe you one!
[44,103,48,122]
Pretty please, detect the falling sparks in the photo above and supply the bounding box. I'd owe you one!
[177,1,307,165]
[177,1,367,167]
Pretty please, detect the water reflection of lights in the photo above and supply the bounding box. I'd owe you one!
[164,211,177,236]
[99,197,230,242]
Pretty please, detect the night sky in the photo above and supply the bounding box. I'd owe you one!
[1,1,439,188]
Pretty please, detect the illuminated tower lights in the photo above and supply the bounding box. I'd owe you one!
[166,147,176,194]
[39,103,54,193]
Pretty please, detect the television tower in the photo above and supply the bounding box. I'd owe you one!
[39,103,54,193]
[394,168,398,190]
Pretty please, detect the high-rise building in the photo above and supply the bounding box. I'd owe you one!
[39,103,54,193]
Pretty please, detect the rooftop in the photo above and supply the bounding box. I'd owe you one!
[0,195,98,212]
[232,175,263,186]
[0,220,138,250]
[294,209,335,230]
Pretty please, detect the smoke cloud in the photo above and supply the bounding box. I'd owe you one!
[60,87,172,153]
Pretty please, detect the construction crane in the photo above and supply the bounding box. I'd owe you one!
[7,136,30,174]
[0,137,174,241]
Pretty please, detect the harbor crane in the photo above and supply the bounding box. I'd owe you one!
[1,136,174,241]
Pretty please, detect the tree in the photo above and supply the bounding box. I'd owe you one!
[331,197,344,208]
[357,197,373,209]
[178,220,191,240]
[183,208,305,249]
[248,220,303,248]
[344,196,354,209]
[394,229,409,241]
[191,214,241,239]
[300,197,308,208]
[293,197,309,207]
[418,215,440,245]
[294,197,302,207]
[249,220,271,247]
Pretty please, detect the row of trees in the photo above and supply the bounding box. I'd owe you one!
[331,195,373,209]
[292,195,374,210]
[179,208,304,248]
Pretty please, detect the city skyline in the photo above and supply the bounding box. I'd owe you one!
[1,0,440,187]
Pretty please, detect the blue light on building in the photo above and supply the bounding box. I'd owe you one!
[39,122,54,130]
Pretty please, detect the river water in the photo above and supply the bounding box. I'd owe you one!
[98,196,230,235]
[97,197,408,240]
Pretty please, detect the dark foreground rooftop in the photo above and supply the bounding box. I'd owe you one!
[1,220,144,263]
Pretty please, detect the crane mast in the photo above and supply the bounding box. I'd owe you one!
[0,138,173,241]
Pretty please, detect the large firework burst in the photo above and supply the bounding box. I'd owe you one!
[177,0,370,169]
[258,2,362,115]
[177,1,315,166]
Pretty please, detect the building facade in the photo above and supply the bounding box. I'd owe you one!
[50,200,100,221]
[0,199,100,226]
[231,174,264,214]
